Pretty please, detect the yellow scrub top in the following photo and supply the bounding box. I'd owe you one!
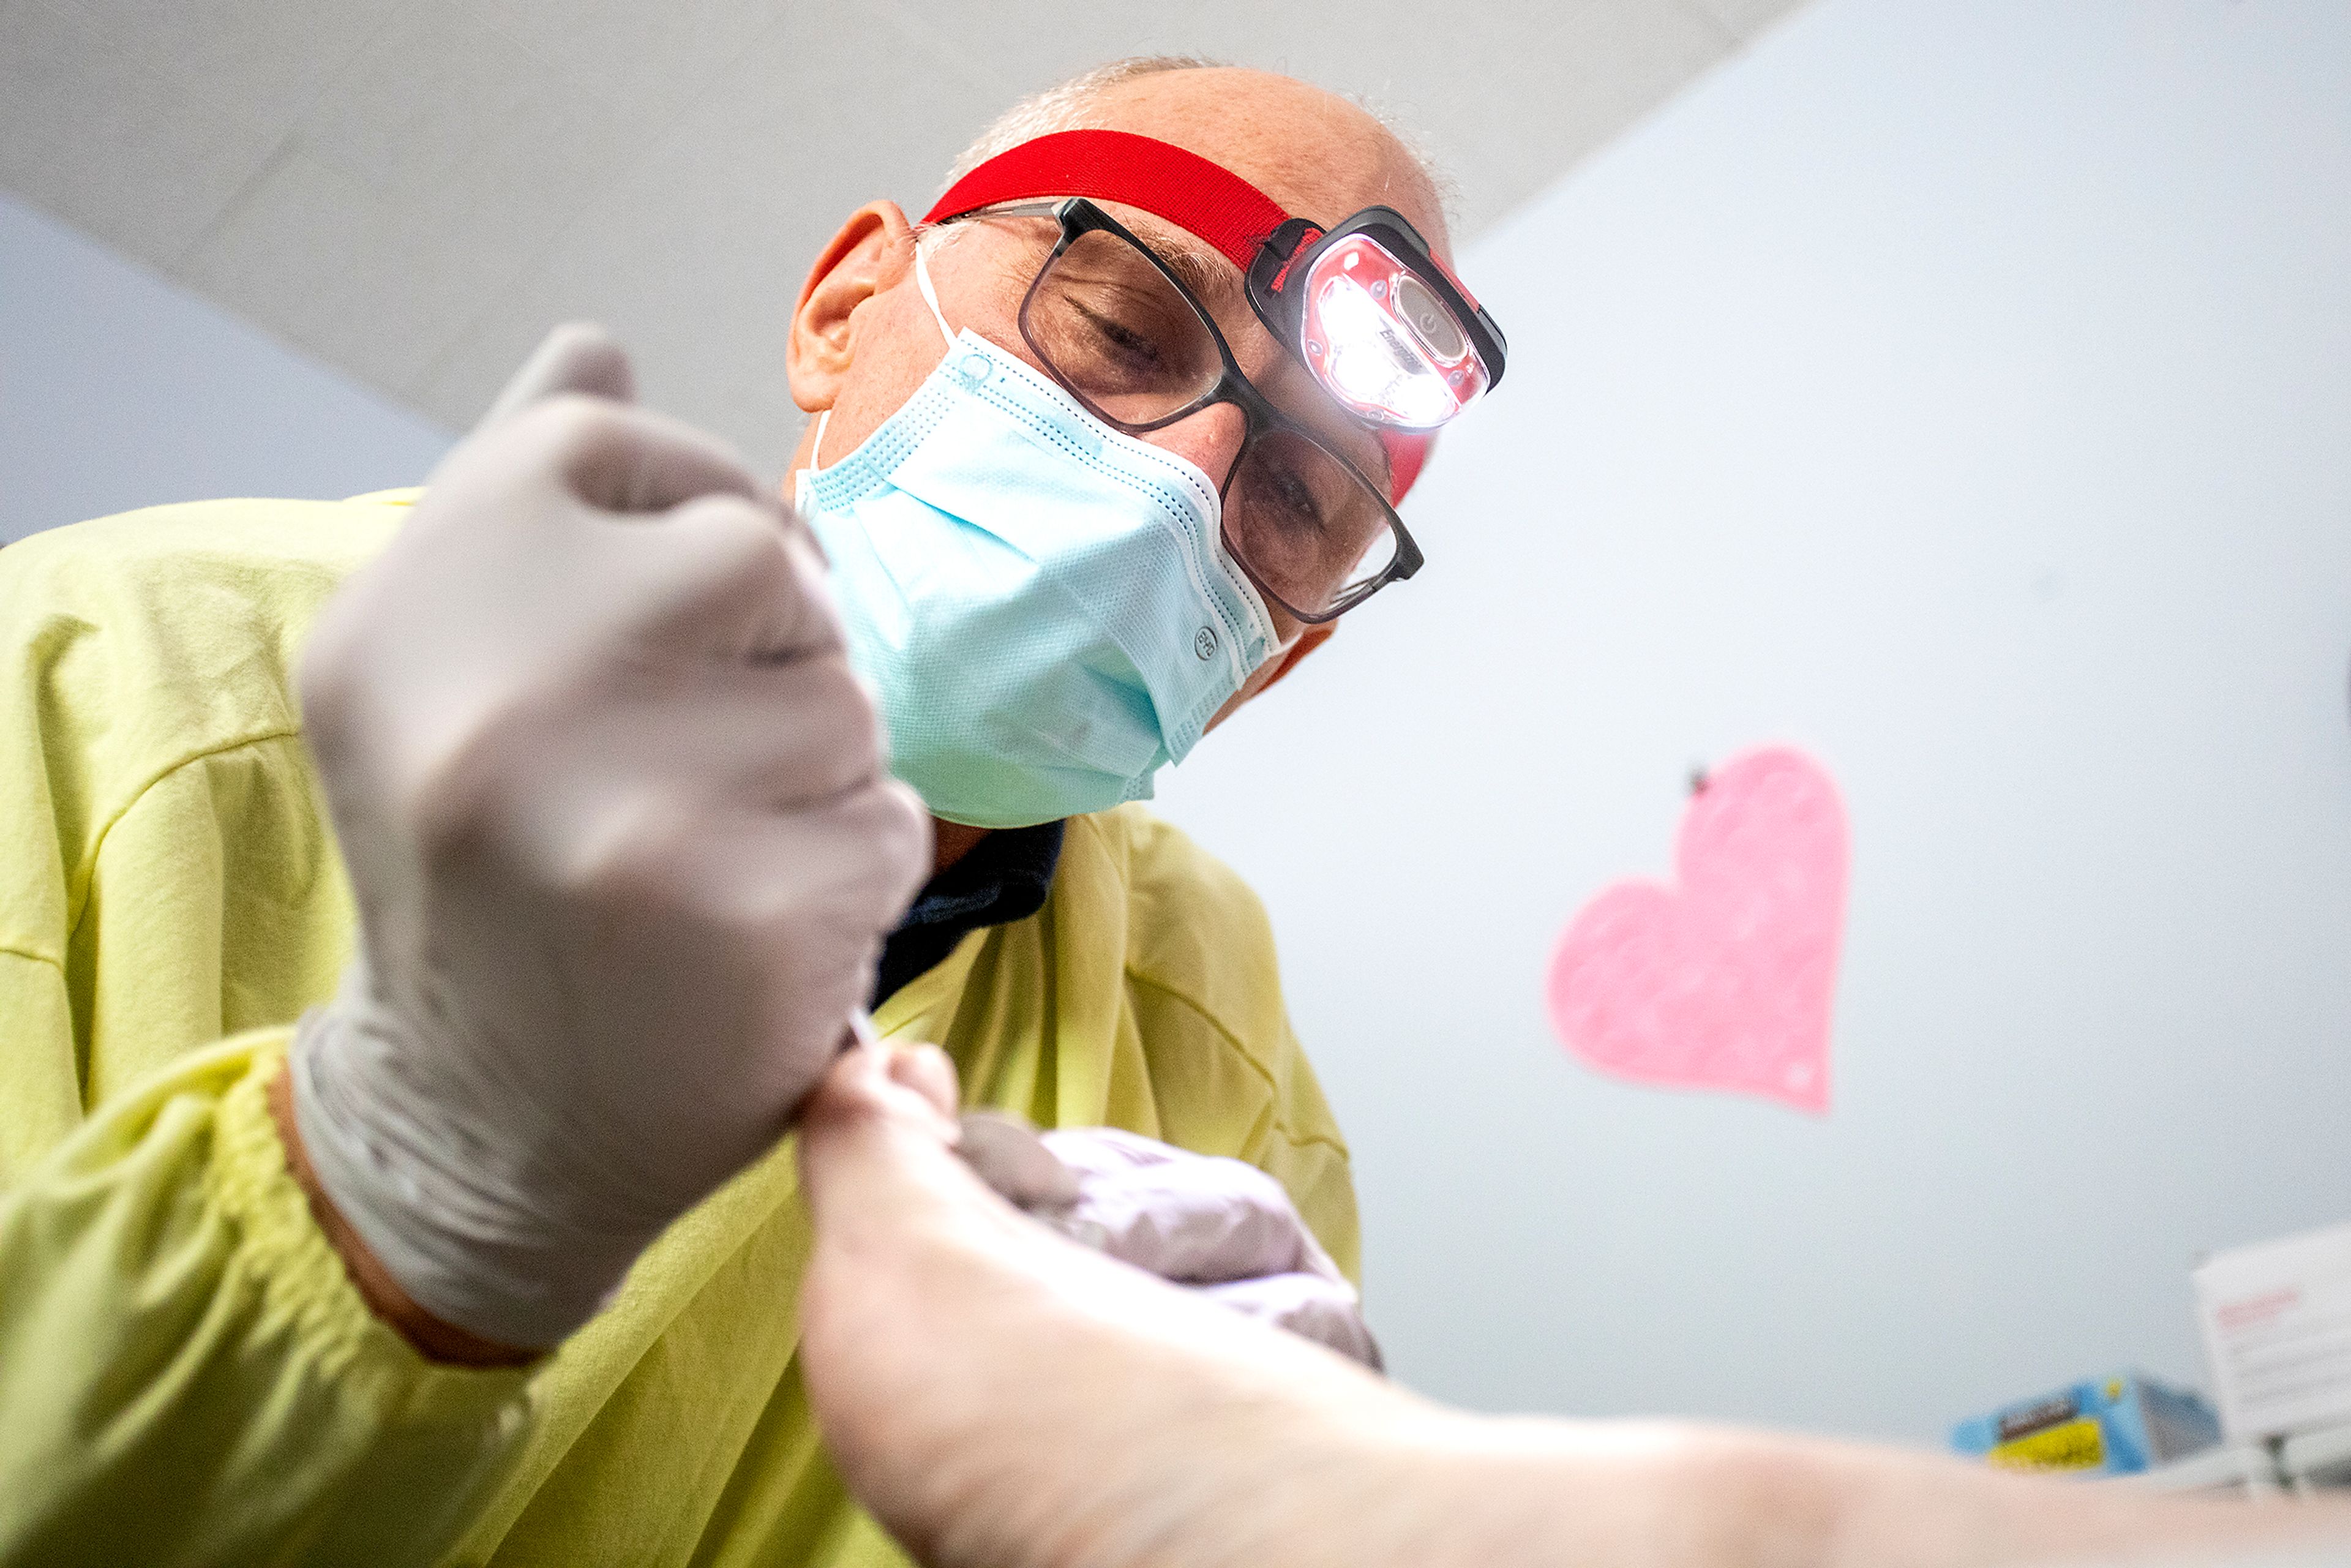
[0,493,1358,1567]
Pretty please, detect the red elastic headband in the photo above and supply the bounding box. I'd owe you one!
[923,129,1429,502]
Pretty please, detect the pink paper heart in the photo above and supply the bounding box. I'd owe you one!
[1545,746,1848,1114]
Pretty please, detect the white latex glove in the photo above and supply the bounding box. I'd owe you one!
[959,1114,1379,1368]
[291,326,930,1350]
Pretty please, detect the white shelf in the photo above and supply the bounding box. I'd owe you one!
[2131,1444,2285,1496]
[2281,1423,2351,1494]
[2123,1425,2351,1498]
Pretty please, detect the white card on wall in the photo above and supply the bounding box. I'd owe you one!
[2194,1221,2351,1441]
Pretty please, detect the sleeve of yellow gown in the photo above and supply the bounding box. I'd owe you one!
[2,501,532,1567]
[1,497,397,1185]
[0,1033,535,1568]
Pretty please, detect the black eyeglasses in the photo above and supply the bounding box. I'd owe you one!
[942,198,1423,623]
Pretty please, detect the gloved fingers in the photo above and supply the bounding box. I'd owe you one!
[1056,1156,1318,1285]
[708,653,888,809]
[696,776,936,945]
[1037,1127,1349,1282]
[563,783,925,1135]
[776,495,825,561]
[591,779,928,1003]
[1197,1272,1382,1370]
[568,653,885,810]
[958,1111,1082,1210]
[550,486,836,669]
[475,392,759,517]
[1037,1125,1181,1179]
[483,322,636,426]
[629,496,847,666]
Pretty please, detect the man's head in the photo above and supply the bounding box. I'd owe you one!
[786,60,1455,725]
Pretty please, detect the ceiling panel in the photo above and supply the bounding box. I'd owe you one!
[1687,0,1815,39]
[468,0,780,126]
[0,0,283,266]
[64,0,408,141]
[410,1,992,456]
[3,0,1810,475]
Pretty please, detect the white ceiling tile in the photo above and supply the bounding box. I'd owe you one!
[288,0,654,206]
[864,0,1722,236]
[48,0,407,141]
[700,373,808,482]
[473,0,779,129]
[181,0,678,387]
[876,0,1448,164]
[0,0,283,265]
[1434,0,1739,221]
[411,6,988,450]
[877,0,1207,90]
[179,141,555,390]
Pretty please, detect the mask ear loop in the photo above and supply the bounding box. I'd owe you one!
[912,230,958,347]
[800,231,958,493]
[805,409,834,477]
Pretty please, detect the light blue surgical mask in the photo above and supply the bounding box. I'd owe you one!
[795,241,1283,829]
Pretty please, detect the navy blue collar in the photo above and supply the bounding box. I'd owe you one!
[871,820,1066,1008]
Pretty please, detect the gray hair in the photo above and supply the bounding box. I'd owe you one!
[938,54,1453,226]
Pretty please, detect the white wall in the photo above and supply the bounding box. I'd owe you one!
[0,193,450,542]
[1153,0,2351,1442]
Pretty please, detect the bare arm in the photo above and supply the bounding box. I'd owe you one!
[795,1044,2351,1568]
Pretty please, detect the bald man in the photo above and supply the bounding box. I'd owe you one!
[0,59,1474,1568]
[791,1043,2351,1568]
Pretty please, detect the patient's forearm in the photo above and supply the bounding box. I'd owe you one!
[1022,1385,2340,1568]
[1414,1419,2347,1568]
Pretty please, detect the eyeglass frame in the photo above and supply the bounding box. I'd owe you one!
[936,196,1425,624]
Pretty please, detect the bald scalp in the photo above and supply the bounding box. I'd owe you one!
[1096,69,1448,252]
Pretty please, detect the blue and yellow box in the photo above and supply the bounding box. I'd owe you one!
[1952,1373,2221,1476]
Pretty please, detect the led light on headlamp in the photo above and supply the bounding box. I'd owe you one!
[1297,234,1489,429]
[1247,207,1506,435]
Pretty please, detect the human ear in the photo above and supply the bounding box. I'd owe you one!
[786,201,917,415]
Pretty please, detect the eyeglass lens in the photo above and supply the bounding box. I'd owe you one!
[1020,224,1401,618]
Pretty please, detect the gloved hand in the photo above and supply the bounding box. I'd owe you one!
[959,1113,1379,1368]
[290,326,931,1351]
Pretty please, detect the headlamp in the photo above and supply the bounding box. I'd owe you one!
[1245,209,1504,432]
[923,130,1507,500]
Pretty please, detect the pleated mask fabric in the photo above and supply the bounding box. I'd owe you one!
[796,246,1278,829]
